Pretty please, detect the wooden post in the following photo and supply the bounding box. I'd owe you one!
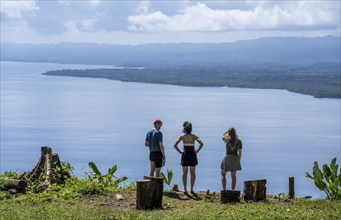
[244,179,267,201]
[172,184,179,192]
[136,176,163,210]
[220,190,240,203]
[144,176,163,209]
[136,180,152,209]
[289,177,295,199]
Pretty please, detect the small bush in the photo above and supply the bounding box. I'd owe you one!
[306,157,341,199]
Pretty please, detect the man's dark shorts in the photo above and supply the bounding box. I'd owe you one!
[149,152,163,168]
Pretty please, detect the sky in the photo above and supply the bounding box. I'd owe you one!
[0,0,340,45]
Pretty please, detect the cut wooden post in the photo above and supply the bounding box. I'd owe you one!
[136,179,152,209]
[172,184,179,192]
[289,177,295,199]
[144,176,163,209]
[136,176,164,210]
[220,190,240,203]
[244,179,267,201]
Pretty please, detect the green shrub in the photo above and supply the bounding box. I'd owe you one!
[306,157,341,199]
[161,169,174,190]
[83,162,128,189]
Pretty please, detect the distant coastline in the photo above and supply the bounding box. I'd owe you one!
[3,36,340,98]
[43,62,341,99]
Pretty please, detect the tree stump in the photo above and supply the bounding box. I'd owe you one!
[136,180,153,209]
[136,176,163,209]
[244,179,267,201]
[24,146,68,192]
[220,190,240,203]
[144,176,163,208]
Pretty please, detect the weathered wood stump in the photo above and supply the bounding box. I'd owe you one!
[0,146,68,194]
[144,176,163,208]
[220,190,240,203]
[244,179,267,201]
[2,179,28,194]
[289,177,295,199]
[172,184,179,192]
[136,176,163,209]
[25,146,69,192]
[136,180,153,209]
[5,179,28,189]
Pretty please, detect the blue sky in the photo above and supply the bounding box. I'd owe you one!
[1,0,340,44]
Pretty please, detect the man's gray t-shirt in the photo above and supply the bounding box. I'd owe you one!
[146,129,163,152]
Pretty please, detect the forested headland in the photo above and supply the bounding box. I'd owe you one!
[43,61,340,98]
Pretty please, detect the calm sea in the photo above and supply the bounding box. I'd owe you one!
[1,61,340,198]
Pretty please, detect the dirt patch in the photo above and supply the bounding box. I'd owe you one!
[78,192,136,210]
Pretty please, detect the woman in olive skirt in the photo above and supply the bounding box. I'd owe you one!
[174,121,204,195]
[221,127,242,190]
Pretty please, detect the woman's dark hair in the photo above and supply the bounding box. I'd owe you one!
[182,121,192,134]
[227,127,238,149]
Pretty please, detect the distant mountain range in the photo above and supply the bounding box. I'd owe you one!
[1,36,340,65]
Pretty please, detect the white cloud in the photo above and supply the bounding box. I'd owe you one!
[128,2,340,32]
[63,19,96,32]
[0,0,39,19]
[135,1,150,14]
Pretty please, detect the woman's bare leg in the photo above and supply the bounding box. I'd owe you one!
[231,171,237,190]
[182,166,188,192]
[150,161,155,177]
[190,166,196,192]
[221,170,227,190]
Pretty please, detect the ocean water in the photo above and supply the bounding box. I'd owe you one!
[1,61,340,198]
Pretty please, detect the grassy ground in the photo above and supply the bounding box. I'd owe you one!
[0,190,340,220]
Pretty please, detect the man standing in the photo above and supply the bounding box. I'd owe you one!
[145,119,166,177]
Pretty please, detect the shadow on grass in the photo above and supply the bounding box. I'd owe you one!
[163,191,202,201]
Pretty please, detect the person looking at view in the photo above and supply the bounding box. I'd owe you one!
[145,119,166,177]
[220,127,242,191]
[174,121,203,195]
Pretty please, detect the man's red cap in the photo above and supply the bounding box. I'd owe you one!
[154,119,162,125]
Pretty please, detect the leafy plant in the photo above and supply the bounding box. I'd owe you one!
[306,157,341,199]
[52,161,73,184]
[161,169,173,190]
[83,162,127,188]
[277,192,289,200]
[2,171,19,179]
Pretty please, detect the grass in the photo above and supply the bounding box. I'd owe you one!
[1,162,340,220]
[1,189,340,220]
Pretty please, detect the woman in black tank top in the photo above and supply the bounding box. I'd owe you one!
[174,121,204,195]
